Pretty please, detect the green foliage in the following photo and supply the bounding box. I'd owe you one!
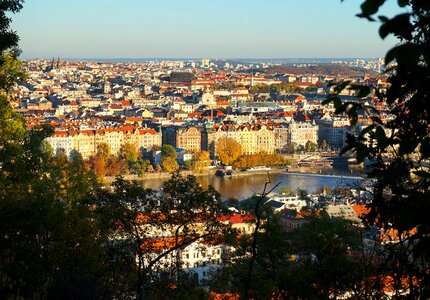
[279,186,294,195]
[137,159,152,176]
[161,144,177,160]
[212,212,288,298]
[120,142,139,162]
[305,140,318,152]
[161,145,179,171]
[330,0,430,297]
[0,95,106,299]
[287,214,369,298]
[120,142,140,172]
[0,5,110,298]
[0,53,26,92]
[96,142,111,159]
[93,172,232,299]
[284,142,295,154]
[0,0,24,57]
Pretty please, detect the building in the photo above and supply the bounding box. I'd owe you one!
[286,119,318,147]
[273,126,288,150]
[211,123,276,156]
[316,114,352,150]
[163,126,202,152]
[170,71,194,83]
[47,126,162,159]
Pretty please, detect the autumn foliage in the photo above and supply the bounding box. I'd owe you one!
[216,137,242,166]
[232,152,288,169]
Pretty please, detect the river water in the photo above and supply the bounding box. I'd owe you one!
[137,168,364,200]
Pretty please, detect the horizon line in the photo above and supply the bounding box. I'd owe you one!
[21,56,382,61]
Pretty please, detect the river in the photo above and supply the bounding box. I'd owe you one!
[137,169,364,200]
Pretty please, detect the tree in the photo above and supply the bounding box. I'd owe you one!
[1,5,109,298]
[137,159,152,177]
[106,156,127,176]
[324,0,430,297]
[0,97,56,298]
[216,137,242,166]
[212,211,290,299]
[286,213,375,299]
[87,155,107,179]
[0,53,26,92]
[120,142,140,173]
[305,140,317,152]
[96,142,111,159]
[93,173,232,300]
[0,1,25,94]
[0,1,24,57]
[120,142,139,162]
[283,142,295,154]
[160,145,179,172]
[315,185,333,195]
[161,156,179,172]
[161,144,177,160]
[0,96,106,299]
[191,150,211,172]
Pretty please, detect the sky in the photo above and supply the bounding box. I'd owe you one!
[12,0,406,59]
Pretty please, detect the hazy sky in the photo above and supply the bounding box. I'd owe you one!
[12,0,405,59]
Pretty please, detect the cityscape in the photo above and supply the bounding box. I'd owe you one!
[1,1,429,300]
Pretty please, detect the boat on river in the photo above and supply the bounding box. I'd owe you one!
[247,166,271,171]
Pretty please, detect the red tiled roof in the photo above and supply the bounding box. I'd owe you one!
[218,213,255,224]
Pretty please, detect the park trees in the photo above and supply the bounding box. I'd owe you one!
[120,142,140,173]
[232,152,288,169]
[216,137,242,166]
[190,150,211,172]
[160,144,179,172]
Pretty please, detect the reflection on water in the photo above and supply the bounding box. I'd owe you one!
[138,171,363,200]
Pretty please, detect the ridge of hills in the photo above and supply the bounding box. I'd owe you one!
[260,64,380,77]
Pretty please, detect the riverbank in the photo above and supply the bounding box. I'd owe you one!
[103,168,287,183]
[104,165,364,184]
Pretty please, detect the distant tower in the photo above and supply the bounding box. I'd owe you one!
[56,56,60,69]
[103,78,111,94]
[201,58,210,68]
[377,57,382,74]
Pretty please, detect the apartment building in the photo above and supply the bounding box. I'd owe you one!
[316,114,352,150]
[163,126,202,152]
[286,119,318,147]
[47,126,162,159]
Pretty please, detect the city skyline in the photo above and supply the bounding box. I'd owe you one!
[14,0,404,59]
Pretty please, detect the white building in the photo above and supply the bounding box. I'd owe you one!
[287,119,318,147]
[316,114,352,150]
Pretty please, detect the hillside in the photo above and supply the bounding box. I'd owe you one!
[262,64,380,77]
